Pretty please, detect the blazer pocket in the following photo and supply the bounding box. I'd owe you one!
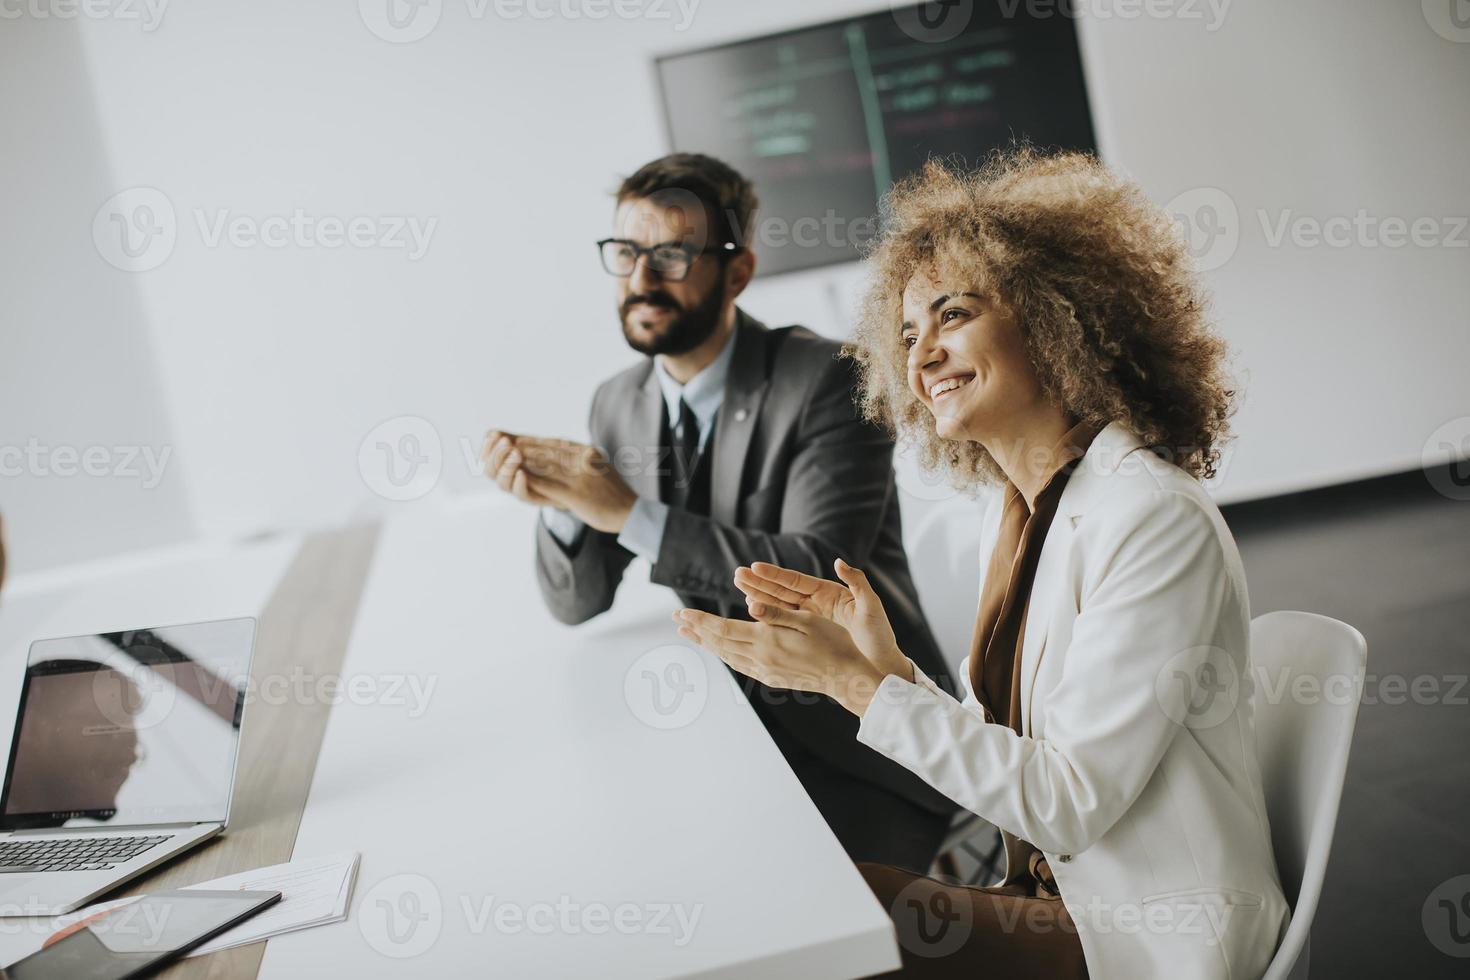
[1138,888,1263,948]
[1141,887,1263,910]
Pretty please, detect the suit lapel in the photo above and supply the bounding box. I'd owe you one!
[1019,526,1063,735]
[624,366,666,502]
[1019,422,1148,733]
[709,311,770,527]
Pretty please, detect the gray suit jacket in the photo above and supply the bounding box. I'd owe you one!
[536,311,958,816]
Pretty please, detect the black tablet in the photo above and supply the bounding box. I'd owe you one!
[4,889,281,980]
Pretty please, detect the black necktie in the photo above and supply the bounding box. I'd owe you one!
[669,398,700,507]
[662,397,716,516]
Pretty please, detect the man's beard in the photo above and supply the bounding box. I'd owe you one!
[619,278,726,357]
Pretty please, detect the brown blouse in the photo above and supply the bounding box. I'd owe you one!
[969,420,1103,896]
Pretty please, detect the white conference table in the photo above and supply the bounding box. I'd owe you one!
[0,499,902,978]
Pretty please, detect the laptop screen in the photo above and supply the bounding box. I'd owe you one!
[0,618,255,831]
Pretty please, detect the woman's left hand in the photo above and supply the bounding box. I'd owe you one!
[673,602,893,717]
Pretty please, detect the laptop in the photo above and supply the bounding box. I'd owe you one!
[0,617,256,916]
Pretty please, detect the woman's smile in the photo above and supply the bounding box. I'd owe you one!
[927,372,976,401]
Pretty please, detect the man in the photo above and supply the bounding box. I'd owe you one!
[484,153,958,871]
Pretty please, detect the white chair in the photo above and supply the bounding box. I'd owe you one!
[1251,611,1368,980]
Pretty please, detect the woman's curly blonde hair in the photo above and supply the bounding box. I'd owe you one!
[845,148,1236,486]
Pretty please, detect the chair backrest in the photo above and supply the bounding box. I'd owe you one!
[1250,610,1367,980]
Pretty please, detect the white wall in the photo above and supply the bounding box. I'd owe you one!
[2,0,1467,574]
[0,13,195,574]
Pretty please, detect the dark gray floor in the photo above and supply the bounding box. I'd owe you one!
[1223,464,1470,978]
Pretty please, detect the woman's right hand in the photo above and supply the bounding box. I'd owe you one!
[734,559,913,682]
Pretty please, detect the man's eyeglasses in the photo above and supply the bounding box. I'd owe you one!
[596,238,743,282]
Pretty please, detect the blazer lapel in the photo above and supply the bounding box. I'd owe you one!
[709,311,770,527]
[1019,422,1148,733]
[1019,528,1063,735]
[624,366,666,502]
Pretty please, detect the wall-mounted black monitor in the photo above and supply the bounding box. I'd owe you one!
[655,2,1098,276]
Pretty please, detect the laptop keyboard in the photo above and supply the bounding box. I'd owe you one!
[0,835,172,873]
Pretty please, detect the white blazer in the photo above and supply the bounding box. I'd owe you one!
[859,422,1290,979]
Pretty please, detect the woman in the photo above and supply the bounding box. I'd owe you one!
[673,151,1289,978]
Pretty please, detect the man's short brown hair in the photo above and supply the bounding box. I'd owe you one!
[615,153,759,249]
